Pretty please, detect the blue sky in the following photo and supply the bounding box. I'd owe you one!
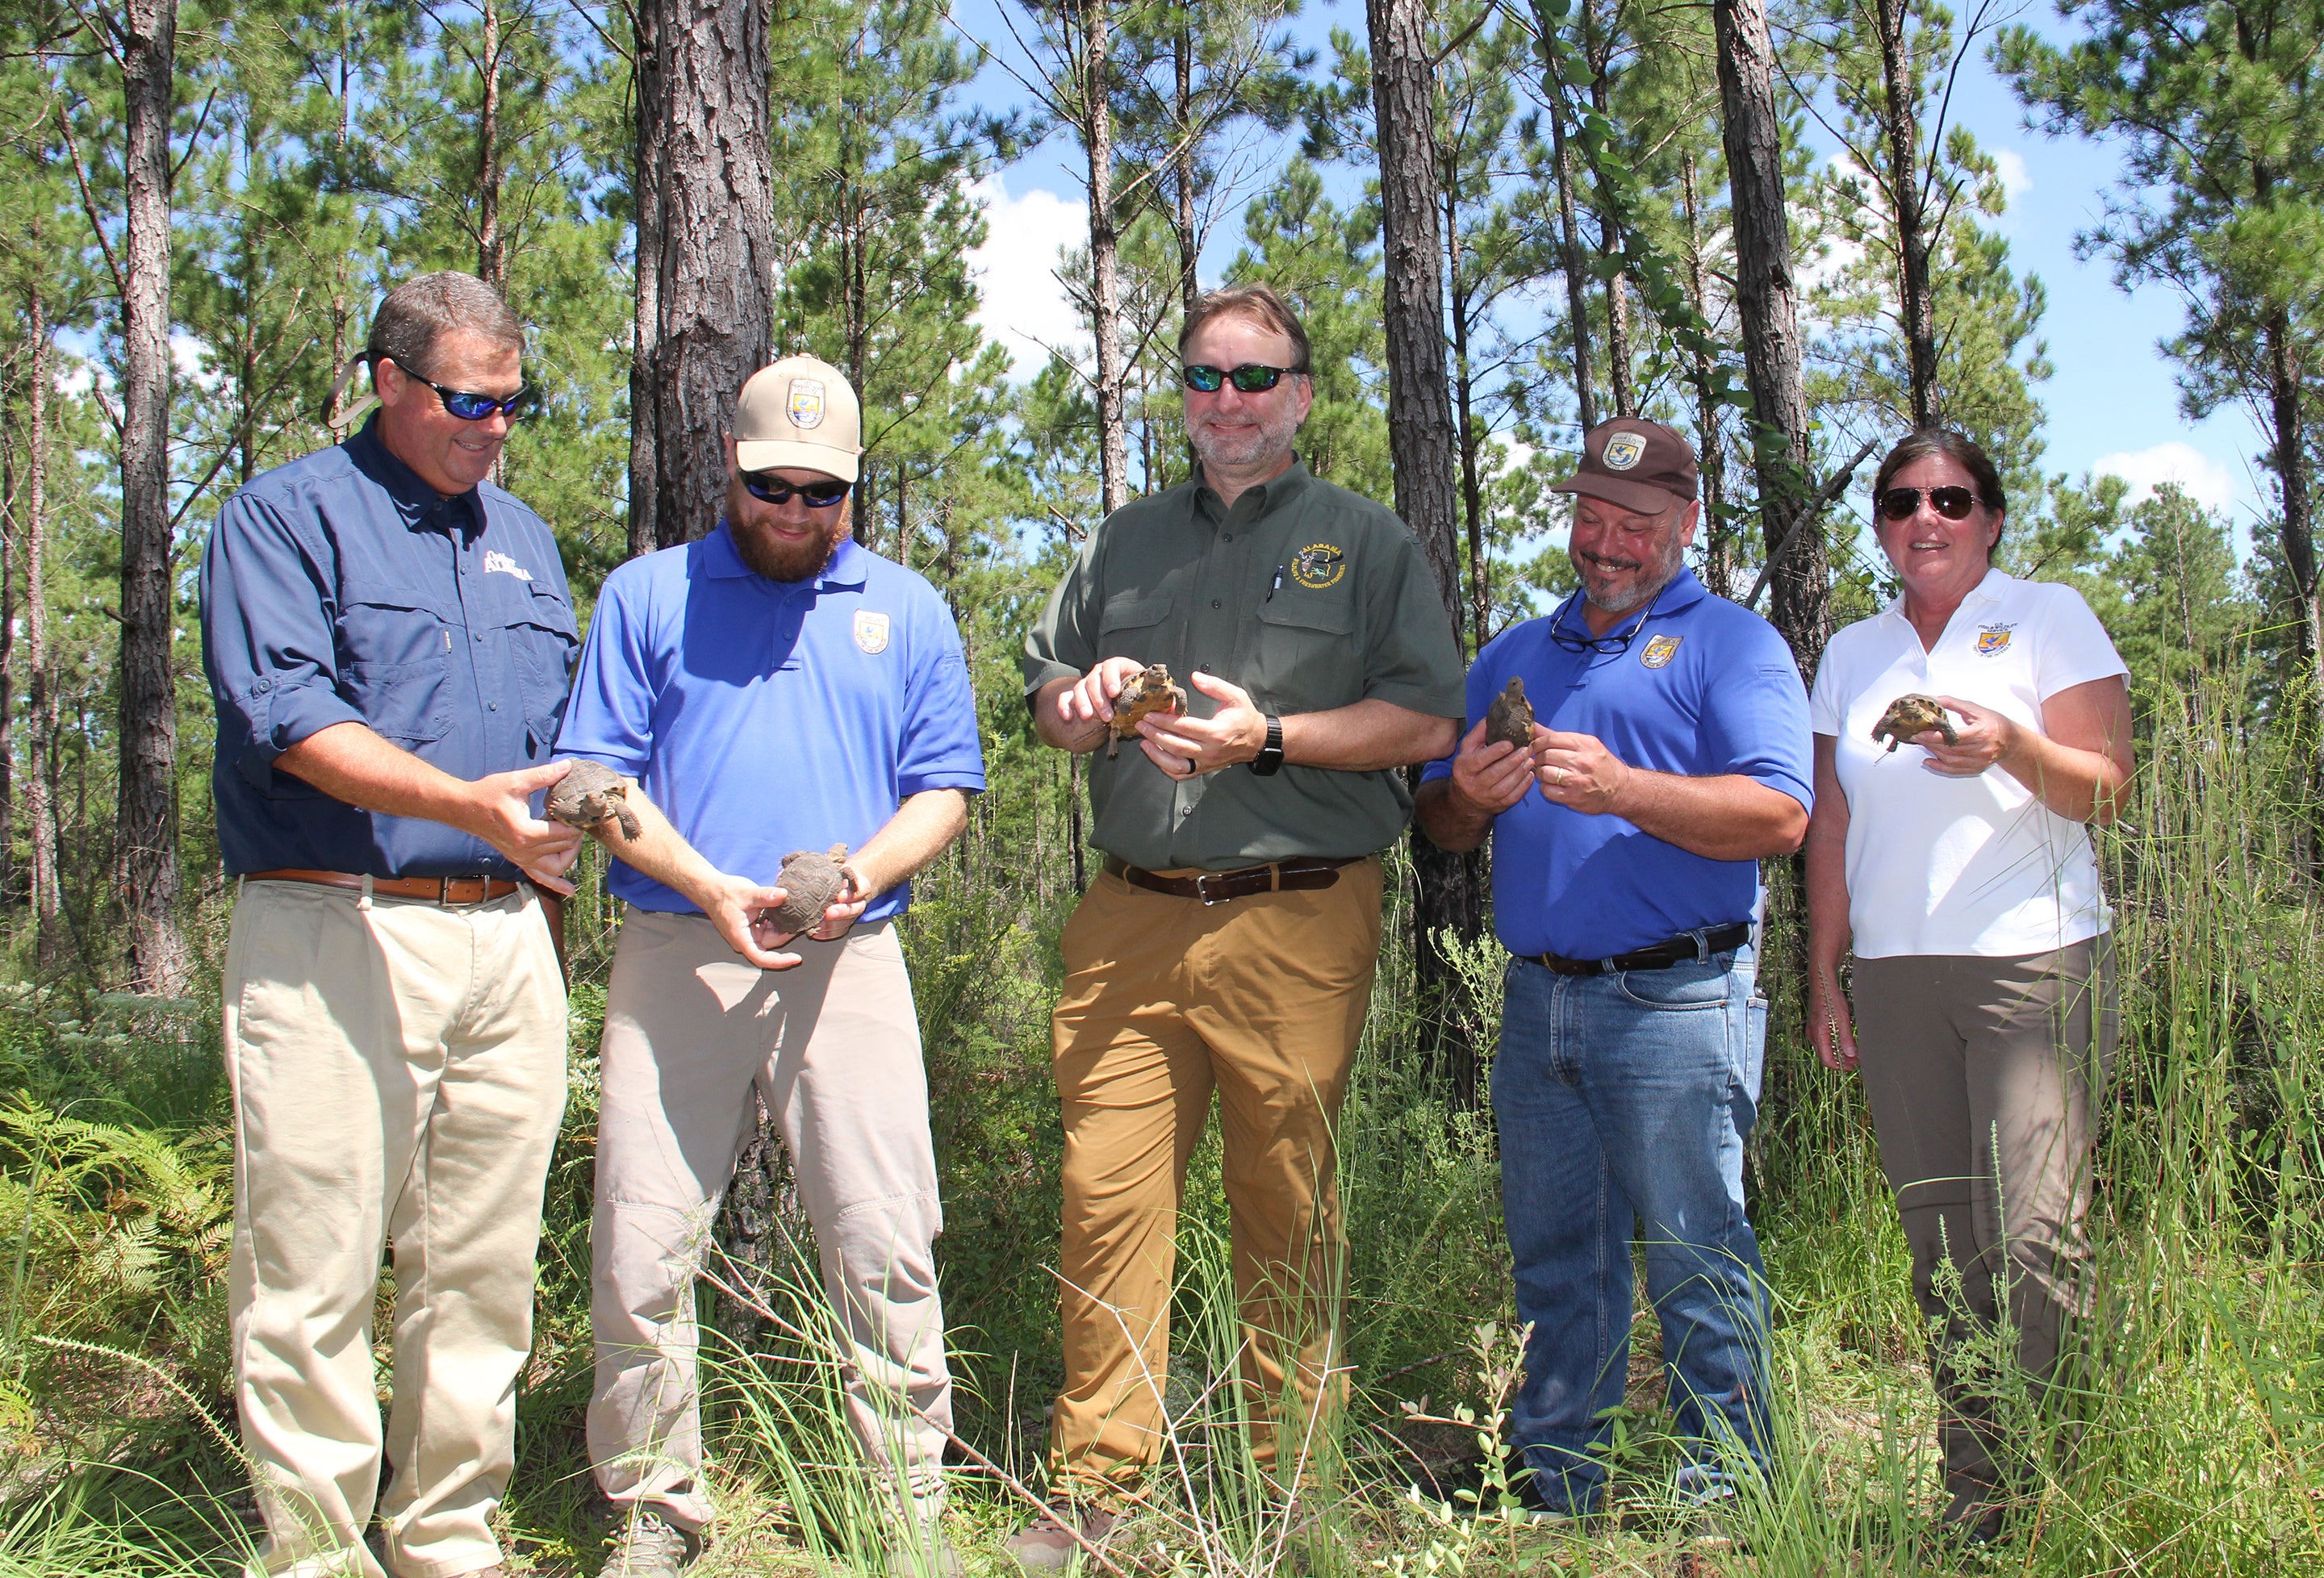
[941,0,2268,534]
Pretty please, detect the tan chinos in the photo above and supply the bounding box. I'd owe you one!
[1851,935,2116,1505]
[587,912,951,1534]
[224,879,569,1578]
[1046,858,1386,1494]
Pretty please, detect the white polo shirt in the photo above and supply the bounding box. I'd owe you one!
[1809,569,2126,958]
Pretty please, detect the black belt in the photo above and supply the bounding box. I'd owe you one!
[1535,921,1753,977]
[1102,854,1359,906]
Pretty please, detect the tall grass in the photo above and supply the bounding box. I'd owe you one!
[1,677,2320,1573]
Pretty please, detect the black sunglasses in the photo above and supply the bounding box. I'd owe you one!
[1546,578,1669,654]
[385,358,532,421]
[741,470,852,508]
[1182,362,1307,393]
[1879,485,1981,521]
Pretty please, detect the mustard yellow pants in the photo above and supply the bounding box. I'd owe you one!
[1046,858,1384,1493]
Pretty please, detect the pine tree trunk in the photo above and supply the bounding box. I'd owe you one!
[1369,0,1486,1108]
[1680,154,1733,598]
[119,0,189,996]
[1874,0,1936,428]
[23,302,58,942]
[1173,27,1200,316]
[645,0,774,549]
[1713,0,1824,670]
[1081,1,1131,515]
[1549,106,1598,433]
[1582,0,1636,418]
[478,0,505,294]
[1444,176,1487,653]
[627,9,663,559]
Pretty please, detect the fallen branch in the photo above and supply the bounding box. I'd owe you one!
[1742,437,1882,612]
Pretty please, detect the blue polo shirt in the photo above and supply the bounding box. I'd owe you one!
[555,528,984,922]
[199,418,579,878]
[1420,569,1812,958]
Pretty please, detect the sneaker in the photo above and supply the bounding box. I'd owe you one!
[606,1509,697,1577]
[1001,1505,1120,1573]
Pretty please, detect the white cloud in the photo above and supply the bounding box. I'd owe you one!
[2093,441,2242,515]
[1992,148,2032,206]
[966,174,1089,378]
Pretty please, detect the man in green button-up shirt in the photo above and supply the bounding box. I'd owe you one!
[1012,285,1463,1563]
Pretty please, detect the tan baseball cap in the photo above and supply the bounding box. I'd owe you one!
[733,355,862,482]
[1551,417,1699,516]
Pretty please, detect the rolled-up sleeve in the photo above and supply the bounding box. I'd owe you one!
[199,491,365,789]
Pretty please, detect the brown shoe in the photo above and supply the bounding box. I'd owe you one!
[1001,1505,1120,1573]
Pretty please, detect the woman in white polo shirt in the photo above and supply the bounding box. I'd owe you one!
[1804,429,2132,1543]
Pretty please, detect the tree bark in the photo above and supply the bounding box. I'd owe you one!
[1369,0,1485,1107]
[1080,1,1131,515]
[2264,307,2320,667]
[1713,0,1824,670]
[1548,106,1598,433]
[1873,0,1937,428]
[1582,0,1635,417]
[1443,163,1488,653]
[118,0,189,995]
[478,0,506,294]
[22,300,58,940]
[1680,152,1733,598]
[626,7,663,558]
[1173,26,1201,316]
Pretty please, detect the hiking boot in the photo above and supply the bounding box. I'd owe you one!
[1001,1505,1121,1573]
[886,1523,965,1578]
[606,1509,697,1577]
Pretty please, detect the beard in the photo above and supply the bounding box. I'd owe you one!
[1188,402,1304,475]
[728,482,851,582]
[1574,532,1687,615]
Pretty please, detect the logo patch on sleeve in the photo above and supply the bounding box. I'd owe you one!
[853,611,891,653]
[1291,543,1347,589]
[1641,632,1682,669]
[1976,624,2013,656]
[788,378,826,430]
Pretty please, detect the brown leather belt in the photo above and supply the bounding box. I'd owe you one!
[1535,921,1753,976]
[246,868,522,905]
[1103,854,1360,906]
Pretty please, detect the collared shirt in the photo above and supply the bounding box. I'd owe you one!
[1809,568,2125,958]
[1421,569,1813,958]
[1022,459,1465,871]
[555,528,984,922]
[200,418,579,878]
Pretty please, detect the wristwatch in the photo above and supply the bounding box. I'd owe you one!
[1249,715,1285,776]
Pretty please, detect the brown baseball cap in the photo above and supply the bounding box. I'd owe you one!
[733,355,863,482]
[1551,418,1699,516]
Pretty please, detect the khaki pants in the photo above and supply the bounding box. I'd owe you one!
[1047,858,1385,1492]
[1852,936,2115,1501]
[587,912,951,1533]
[224,879,569,1578]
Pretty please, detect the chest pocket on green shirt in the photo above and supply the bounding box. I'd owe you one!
[1097,592,1173,662]
[1252,593,1359,712]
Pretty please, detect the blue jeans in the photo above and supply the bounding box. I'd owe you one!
[1493,943,1771,1514]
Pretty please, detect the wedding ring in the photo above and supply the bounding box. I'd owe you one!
[1553,766,1569,787]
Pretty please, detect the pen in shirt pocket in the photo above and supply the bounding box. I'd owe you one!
[1267,565,1285,601]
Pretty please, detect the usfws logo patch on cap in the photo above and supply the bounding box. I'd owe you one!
[1641,633,1682,669]
[1977,624,2013,656]
[853,611,890,653]
[1292,543,1347,589]
[1603,432,1647,470]
[788,378,826,430]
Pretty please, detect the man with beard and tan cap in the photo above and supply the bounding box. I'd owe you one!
[1415,417,1812,1526]
[554,355,984,1577]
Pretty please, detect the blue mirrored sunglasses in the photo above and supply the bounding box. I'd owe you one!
[387,358,532,421]
[1182,362,1307,393]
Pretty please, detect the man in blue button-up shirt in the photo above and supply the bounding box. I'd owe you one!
[199,272,583,1578]
[552,357,983,1577]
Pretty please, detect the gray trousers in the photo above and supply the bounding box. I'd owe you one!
[587,912,951,1532]
[1852,934,2115,1501]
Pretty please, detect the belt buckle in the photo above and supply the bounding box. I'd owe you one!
[1194,871,1230,906]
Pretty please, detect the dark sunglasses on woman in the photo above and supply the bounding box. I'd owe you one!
[1181,362,1306,393]
[388,361,533,421]
[741,471,852,508]
[1879,485,1981,521]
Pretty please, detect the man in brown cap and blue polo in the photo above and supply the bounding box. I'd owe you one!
[1415,417,1813,1522]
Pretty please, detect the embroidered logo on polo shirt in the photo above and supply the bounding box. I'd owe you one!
[789,378,826,429]
[1977,623,2014,656]
[853,610,891,653]
[1641,633,1682,669]
[1292,543,1346,589]
[1603,432,1647,470]
[482,549,533,581]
